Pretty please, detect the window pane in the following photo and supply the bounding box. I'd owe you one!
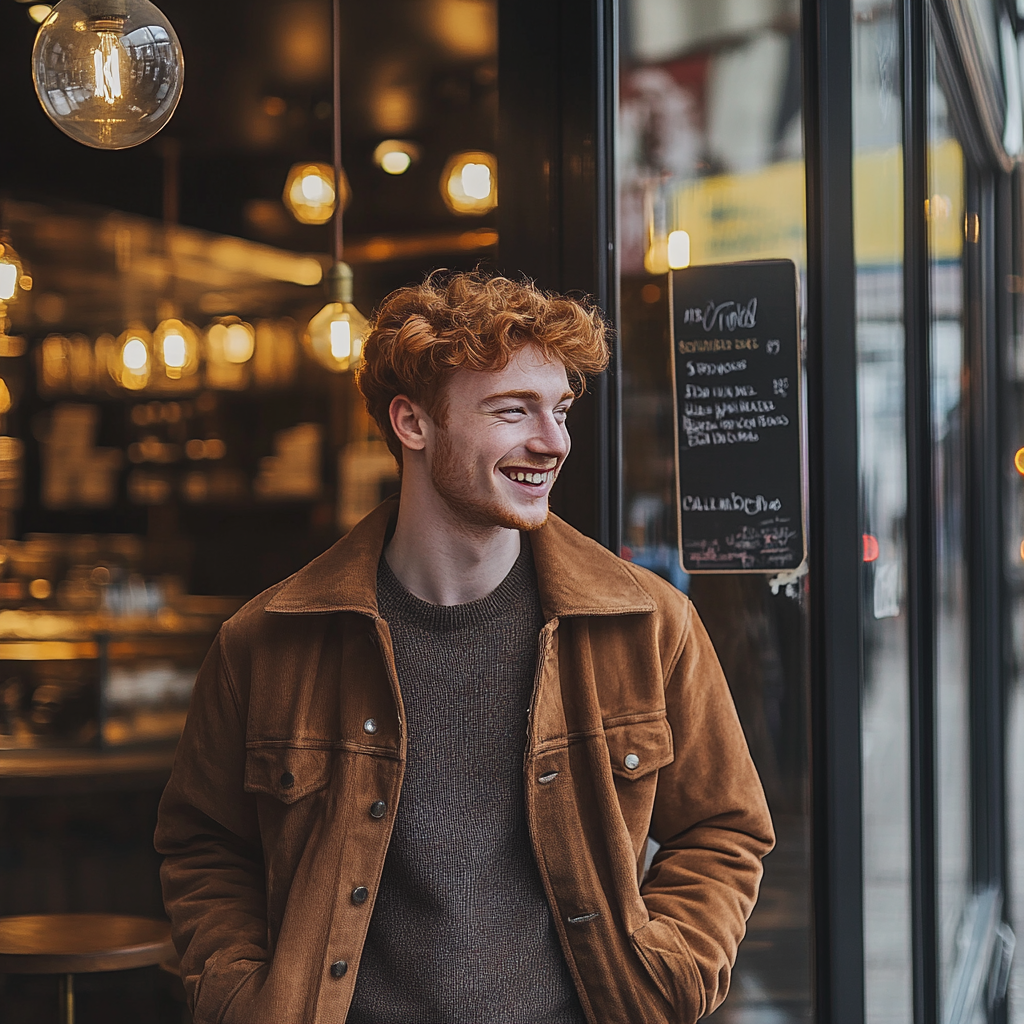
[618,2,812,1019]
[853,2,914,1021]
[926,38,972,1014]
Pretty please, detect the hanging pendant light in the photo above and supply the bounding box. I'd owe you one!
[0,237,29,341]
[305,0,367,374]
[32,0,184,150]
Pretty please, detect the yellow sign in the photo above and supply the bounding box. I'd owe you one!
[651,138,963,269]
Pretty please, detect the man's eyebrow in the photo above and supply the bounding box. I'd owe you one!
[481,389,576,404]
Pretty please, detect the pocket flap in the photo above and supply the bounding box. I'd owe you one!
[605,715,674,779]
[244,746,331,803]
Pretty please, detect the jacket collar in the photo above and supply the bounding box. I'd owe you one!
[264,497,656,619]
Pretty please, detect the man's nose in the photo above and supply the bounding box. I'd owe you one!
[527,413,570,458]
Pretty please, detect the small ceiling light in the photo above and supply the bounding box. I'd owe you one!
[28,5,53,23]
[441,150,497,214]
[373,139,421,175]
[32,0,185,150]
[283,162,350,226]
[116,326,151,390]
[154,318,198,380]
[667,230,691,270]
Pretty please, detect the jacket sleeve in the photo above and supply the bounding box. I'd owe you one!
[154,630,269,1024]
[637,600,776,1019]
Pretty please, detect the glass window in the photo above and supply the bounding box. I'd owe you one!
[618,1,812,1019]
[1005,161,1024,1024]
[852,2,914,1021]
[927,36,972,1015]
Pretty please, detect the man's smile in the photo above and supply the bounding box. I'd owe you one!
[498,466,556,487]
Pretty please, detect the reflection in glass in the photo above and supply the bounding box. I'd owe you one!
[853,3,913,1020]
[927,43,972,1016]
[618,1,811,1019]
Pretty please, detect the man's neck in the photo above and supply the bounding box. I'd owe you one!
[385,491,522,606]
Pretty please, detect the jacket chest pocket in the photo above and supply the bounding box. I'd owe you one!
[244,745,332,804]
[604,714,674,780]
[603,714,674,849]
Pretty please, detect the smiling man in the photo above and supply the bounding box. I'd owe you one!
[156,271,774,1024]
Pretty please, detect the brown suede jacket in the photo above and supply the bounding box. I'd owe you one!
[155,498,774,1024]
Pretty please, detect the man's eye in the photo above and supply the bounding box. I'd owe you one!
[499,407,526,415]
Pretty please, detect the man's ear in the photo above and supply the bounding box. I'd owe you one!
[389,395,430,452]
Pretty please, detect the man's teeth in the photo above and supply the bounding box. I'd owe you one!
[507,470,551,484]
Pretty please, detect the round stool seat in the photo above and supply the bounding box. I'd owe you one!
[0,914,173,975]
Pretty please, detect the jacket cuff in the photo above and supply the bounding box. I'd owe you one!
[191,953,268,1024]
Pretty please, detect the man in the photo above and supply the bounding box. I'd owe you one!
[155,271,774,1024]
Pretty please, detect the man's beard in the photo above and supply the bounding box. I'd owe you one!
[429,427,550,532]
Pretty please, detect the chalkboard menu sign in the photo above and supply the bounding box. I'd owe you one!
[670,259,805,573]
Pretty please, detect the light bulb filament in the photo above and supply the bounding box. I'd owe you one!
[163,333,186,368]
[330,319,351,360]
[461,163,491,200]
[93,32,124,106]
[0,265,17,303]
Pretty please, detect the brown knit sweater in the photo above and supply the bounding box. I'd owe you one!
[346,540,585,1024]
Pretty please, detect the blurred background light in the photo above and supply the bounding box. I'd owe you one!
[373,139,421,175]
[282,162,350,225]
[667,229,691,269]
[441,150,497,214]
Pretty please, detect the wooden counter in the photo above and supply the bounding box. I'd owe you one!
[0,745,176,796]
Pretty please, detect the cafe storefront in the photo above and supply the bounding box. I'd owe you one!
[0,0,1022,1020]
[502,0,1024,1021]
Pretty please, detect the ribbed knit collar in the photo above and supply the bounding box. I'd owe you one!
[376,539,537,633]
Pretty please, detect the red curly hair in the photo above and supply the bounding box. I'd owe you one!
[357,270,610,464]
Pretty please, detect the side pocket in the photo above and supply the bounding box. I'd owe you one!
[630,915,706,1021]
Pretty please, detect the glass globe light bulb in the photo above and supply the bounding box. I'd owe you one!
[306,263,368,373]
[32,0,184,150]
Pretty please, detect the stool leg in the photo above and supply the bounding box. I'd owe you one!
[58,973,74,1024]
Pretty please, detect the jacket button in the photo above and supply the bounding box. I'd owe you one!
[624,754,640,770]
[363,718,378,734]
[280,771,295,788]
[330,960,348,978]
[369,800,387,819]
[351,886,369,904]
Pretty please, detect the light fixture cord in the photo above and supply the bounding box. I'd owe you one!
[332,0,344,265]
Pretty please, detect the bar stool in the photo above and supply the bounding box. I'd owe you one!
[0,913,174,1024]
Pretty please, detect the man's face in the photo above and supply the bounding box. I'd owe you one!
[428,344,574,532]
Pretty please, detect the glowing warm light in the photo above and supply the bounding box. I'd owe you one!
[93,30,124,105]
[306,302,367,373]
[330,319,351,360]
[441,151,498,214]
[28,4,53,23]
[32,0,185,150]
[0,266,17,303]
[1020,537,1024,562]
[382,151,411,174]
[0,379,12,416]
[224,322,255,364]
[283,162,349,225]
[122,337,148,371]
[1014,446,1024,476]
[162,332,186,368]
[154,318,198,379]
[373,139,420,175]
[461,163,491,199]
[667,230,691,270]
